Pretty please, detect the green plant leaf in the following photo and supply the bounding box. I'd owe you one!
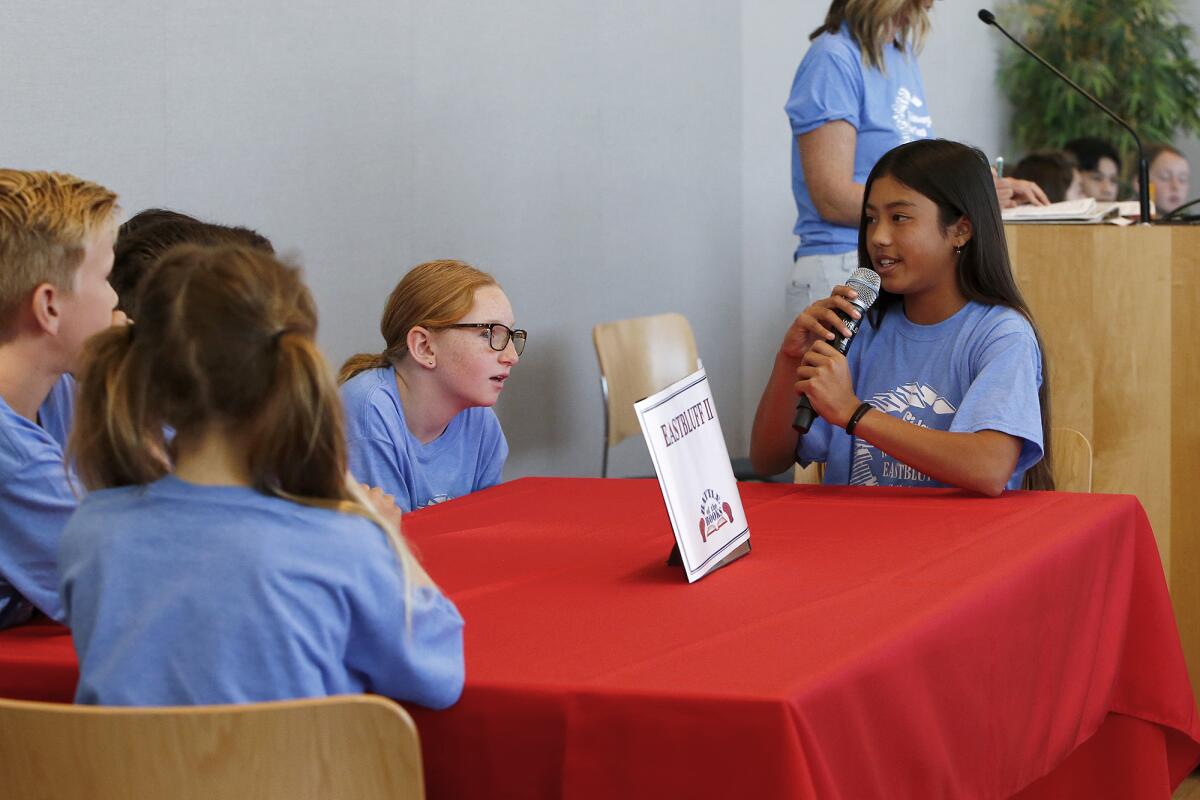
[994,0,1200,172]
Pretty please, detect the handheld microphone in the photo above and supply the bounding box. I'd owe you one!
[978,8,1151,224]
[792,268,881,434]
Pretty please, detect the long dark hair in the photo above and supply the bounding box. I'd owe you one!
[857,138,1055,490]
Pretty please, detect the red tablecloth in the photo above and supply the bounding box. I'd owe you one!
[0,616,76,703]
[401,479,1200,799]
[3,477,1198,799]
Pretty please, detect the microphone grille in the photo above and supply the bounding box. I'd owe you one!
[846,268,881,308]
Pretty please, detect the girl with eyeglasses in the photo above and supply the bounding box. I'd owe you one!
[339,260,524,512]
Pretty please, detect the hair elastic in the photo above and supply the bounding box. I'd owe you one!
[271,327,301,345]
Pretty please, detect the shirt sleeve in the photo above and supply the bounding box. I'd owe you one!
[949,327,1045,475]
[785,40,864,137]
[473,414,509,492]
[0,452,76,624]
[345,536,465,709]
[346,436,414,513]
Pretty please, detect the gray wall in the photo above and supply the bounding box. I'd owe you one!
[2,1,742,480]
[3,2,1197,479]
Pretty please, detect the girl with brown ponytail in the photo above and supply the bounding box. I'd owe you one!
[59,244,464,707]
[339,259,524,511]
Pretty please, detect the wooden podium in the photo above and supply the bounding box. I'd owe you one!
[1006,223,1200,698]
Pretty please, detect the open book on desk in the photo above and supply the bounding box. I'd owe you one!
[1002,198,1138,225]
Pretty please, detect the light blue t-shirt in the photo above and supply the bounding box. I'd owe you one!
[786,25,932,258]
[797,301,1044,490]
[39,374,75,452]
[0,375,78,628]
[59,475,465,708]
[341,367,508,512]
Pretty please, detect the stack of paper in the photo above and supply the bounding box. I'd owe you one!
[1001,198,1127,224]
[1112,200,1145,218]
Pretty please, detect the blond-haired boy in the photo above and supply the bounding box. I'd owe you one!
[0,169,119,628]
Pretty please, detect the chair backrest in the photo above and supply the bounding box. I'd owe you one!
[593,312,699,449]
[0,694,424,800]
[793,462,825,485]
[1051,426,1093,493]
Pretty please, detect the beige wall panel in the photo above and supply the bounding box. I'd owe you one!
[1008,223,1198,703]
[1171,229,1200,702]
[1091,229,1172,567]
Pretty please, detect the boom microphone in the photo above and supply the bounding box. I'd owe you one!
[792,268,881,434]
[978,8,1151,224]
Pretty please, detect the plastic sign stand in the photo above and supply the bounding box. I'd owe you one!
[635,368,750,583]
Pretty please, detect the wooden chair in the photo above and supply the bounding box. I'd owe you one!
[793,462,825,485]
[1051,426,1093,493]
[593,313,700,477]
[592,312,788,481]
[0,694,424,800]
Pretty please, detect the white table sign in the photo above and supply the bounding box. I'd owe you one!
[635,367,750,582]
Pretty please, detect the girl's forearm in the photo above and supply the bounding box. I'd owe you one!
[749,352,804,475]
[797,125,866,227]
[851,410,1021,496]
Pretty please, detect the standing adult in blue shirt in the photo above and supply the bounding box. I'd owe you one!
[786,0,1047,319]
[0,170,121,629]
[752,138,1054,495]
[339,260,523,512]
[61,244,464,707]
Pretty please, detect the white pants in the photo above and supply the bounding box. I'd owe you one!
[786,251,859,321]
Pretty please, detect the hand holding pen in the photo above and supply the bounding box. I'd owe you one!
[991,155,1050,208]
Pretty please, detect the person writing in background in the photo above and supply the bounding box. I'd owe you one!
[1063,137,1121,202]
[1132,144,1191,217]
[786,0,1047,319]
[752,139,1053,496]
[1010,151,1085,203]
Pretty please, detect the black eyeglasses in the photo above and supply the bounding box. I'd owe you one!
[444,322,527,355]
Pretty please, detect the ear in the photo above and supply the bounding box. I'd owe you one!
[951,215,974,249]
[30,282,62,336]
[407,326,437,369]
